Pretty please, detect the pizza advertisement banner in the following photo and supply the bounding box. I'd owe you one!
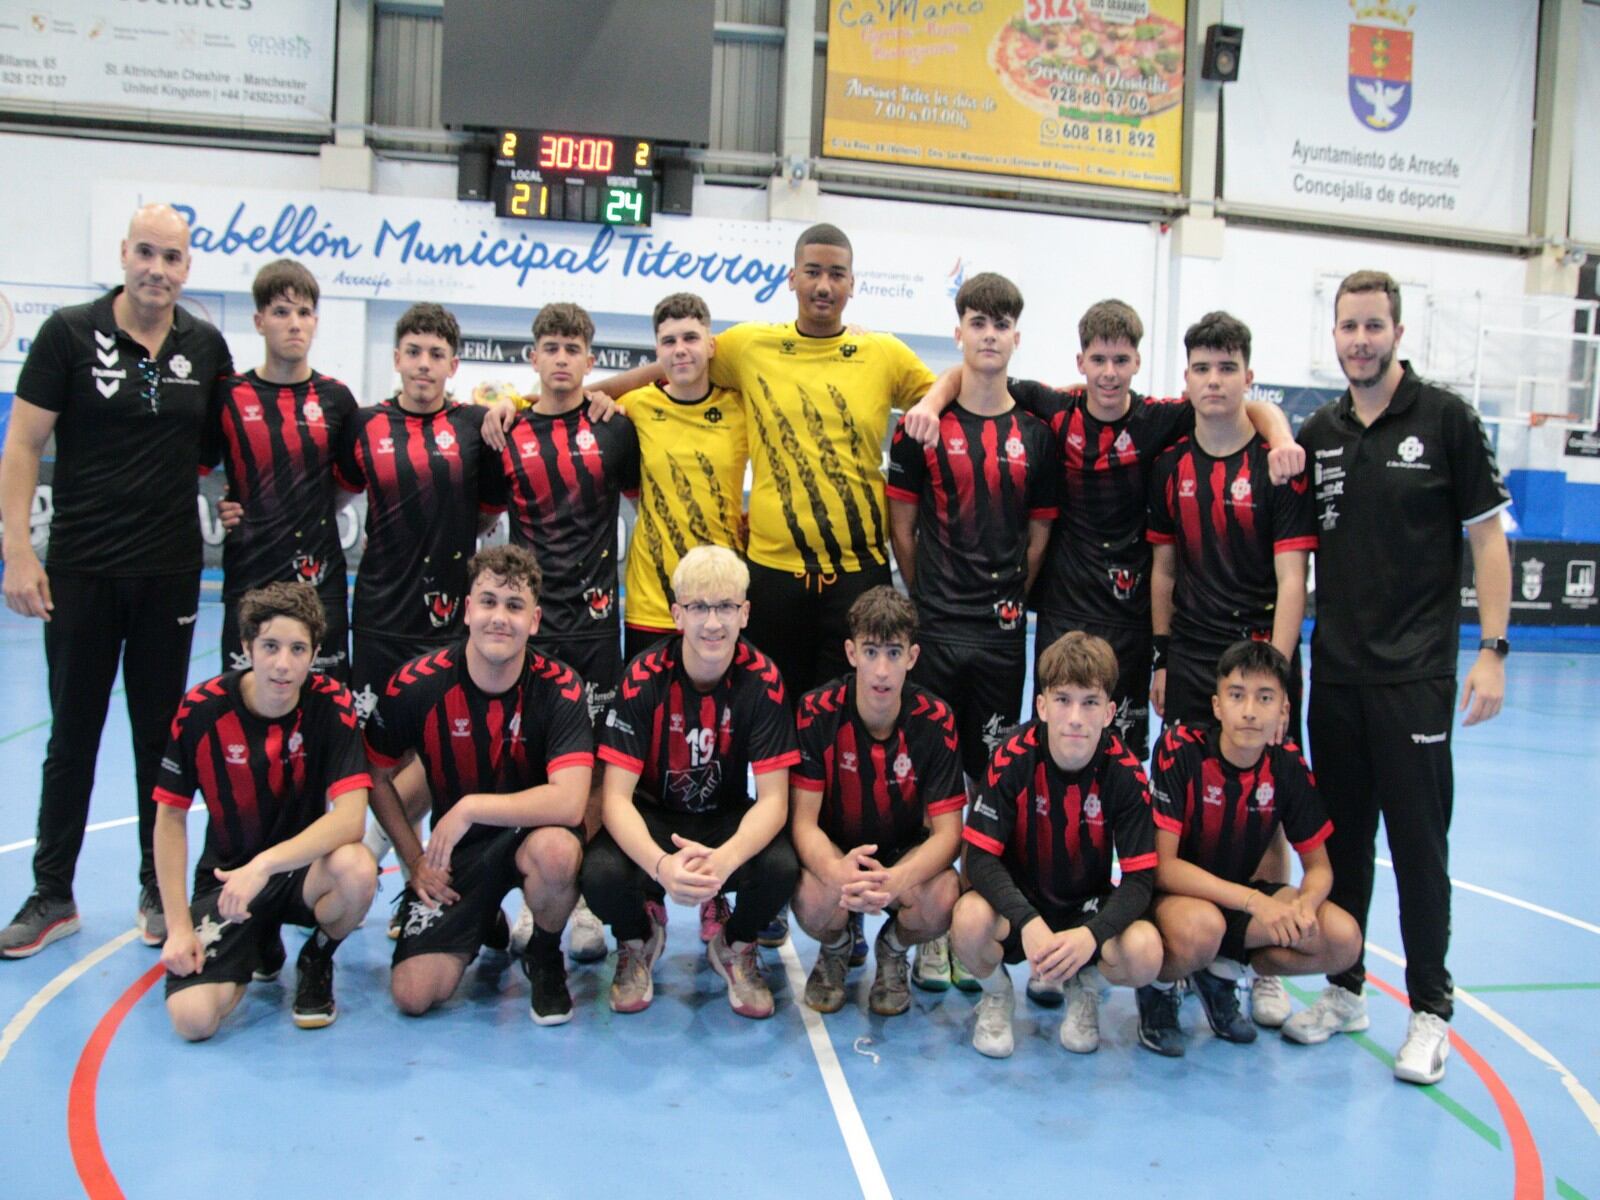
[823,0,1186,193]
[1219,0,1536,236]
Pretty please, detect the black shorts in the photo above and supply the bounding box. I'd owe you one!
[222,591,350,682]
[1219,881,1292,963]
[350,631,451,722]
[913,632,1026,780]
[1166,641,1303,743]
[533,631,622,729]
[623,624,673,667]
[165,865,316,995]
[745,560,892,701]
[1035,613,1151,759]
[999,894,1110,966]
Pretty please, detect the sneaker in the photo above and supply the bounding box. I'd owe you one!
[568,898,607,964]
[911,934,951,993]
[252,925,287,982]
[1058,973,1102,1053]
[707,931,775,1019]
[609,902,666,1014]
[698,896,729,944]
[849,912,868,969]
[1393,1011,1450,1085]
[291,947,337,1029]
[756,907,789,949]
[868,925,911,1017]
[1281,984,1370,1046]
[1136,984,1186,1057]
[1026,974,1065,1007]
[1191,968,1258,1044]
[804,936,851,1014]
[523,944,574,1026]
[509,901,534,955]
[971,974,1016,1058]
[949,948,982,994]
[1250,971,1292,1028]
[136,886,166,947]
[0,893,80,959]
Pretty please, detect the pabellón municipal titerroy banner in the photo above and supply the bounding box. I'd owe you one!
[823,0,1185,193]
[1219,0,1536,236]
[0,0,336,125]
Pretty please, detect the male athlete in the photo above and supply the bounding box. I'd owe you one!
[154,583,375,1038]
[791,587,964,1016]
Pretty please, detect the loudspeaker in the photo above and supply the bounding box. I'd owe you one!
[457,146,492,201]
[659,157,694,215]
[1201,24,1244,82]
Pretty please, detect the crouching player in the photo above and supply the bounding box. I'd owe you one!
[1141,641,1361,1054]
[154,583,376,1040]
[791,587,965,1016]
[951,632,1162,1058]
[365,545,595,1024]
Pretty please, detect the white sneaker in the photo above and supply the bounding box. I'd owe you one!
[912,933,951,993]
[568,898,607,963]
[1058,971,1101,1053]
[1281,984,1370,1045]
[972,974,1016,1059]
[1393,1011,1450,1085]
[509,902,535,956]
[1250,972,1292,1028]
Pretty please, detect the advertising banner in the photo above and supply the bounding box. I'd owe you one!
[0,1,337,124]
[823,0,1185,192]
[1220,0,1536,236]
[1460,539,1599,627]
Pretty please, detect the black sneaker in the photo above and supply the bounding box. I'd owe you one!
[292,947,337,1029]
[1191,968,1258,1044]
[252,924,287,982]
[848,912,868,969]
[0,893,80,959]
[1136,984,1186,1057]
[523,947,574,1026]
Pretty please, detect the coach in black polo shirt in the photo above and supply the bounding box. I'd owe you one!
[1284,270,1510,1086]
[0,204,233,959]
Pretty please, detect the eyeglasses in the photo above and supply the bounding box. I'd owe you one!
[138,356,161,416]
[680,600,741,619]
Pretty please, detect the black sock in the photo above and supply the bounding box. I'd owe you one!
[300,928,343,962]
[527,924,562,958]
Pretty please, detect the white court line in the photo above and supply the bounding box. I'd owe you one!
[0,815,139,857]
[1375,857,1600,937]
[1367,940,1600,1139]
[775,939,893,1200]
[0,929,139,1067]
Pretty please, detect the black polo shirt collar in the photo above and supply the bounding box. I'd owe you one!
[1335,360,1421,427]
[89,285,196,357]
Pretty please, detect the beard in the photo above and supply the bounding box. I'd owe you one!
[1341,345,1394,388]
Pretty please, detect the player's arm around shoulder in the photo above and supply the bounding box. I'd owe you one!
[0,397,60,619]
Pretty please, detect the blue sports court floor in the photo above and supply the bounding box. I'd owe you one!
[0,599,1594,1199]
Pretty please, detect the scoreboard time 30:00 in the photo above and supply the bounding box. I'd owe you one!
[493,129,655,226]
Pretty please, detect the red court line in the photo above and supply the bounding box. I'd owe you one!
[1367,971,1544,1200]
[67,963,163,1200]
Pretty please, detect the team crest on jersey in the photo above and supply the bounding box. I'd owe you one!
[1035,794,1050,816]
[1083,792,1103,823]
[169,354,192,380]
[1004,437,1025,460]
[303,400,324,424]
[1203,783,1224,806]
[1067,431,1085,450]
[1230,476,1254,504]
[288,730,305,757]
[841,751,858,774]
[293,553,327,586]
[225,743,248,766]
[947,436,968,456]
[241,403,264,422]
[705,407,723,425]
[435,429,457,452]
[1253,781,1274,808]
[893,753,912,780]
[377,437,395,455]
[1179,478,1196,498]
[1398,436,1423,463]
[424,591,458,628]
[576,429,597,452]
[1108,567,1138,601]
[452,717,471,738]
[994,599,1024,631]
[584,587,614,620]
[1113,429,1134,454]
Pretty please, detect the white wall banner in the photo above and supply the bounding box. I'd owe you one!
[1571,2,1600,247]
[0,1,336,124]
[1220,0,1536,236]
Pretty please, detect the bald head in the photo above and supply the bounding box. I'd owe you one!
[119,203,192,318]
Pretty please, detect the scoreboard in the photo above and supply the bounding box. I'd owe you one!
[492,129,655,226]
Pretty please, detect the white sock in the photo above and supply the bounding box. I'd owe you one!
[980,965,1014,996]
[1207,957,1246,982]
[882,919,909,955]
[1146,978,1175,991]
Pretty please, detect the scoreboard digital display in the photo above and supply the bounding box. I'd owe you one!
[492,129,655,226]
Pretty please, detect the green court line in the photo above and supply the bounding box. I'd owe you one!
[1557,1179,1590,1200]
[1282,980,1500,1150]
[1459,982,1600,994]
[0,643,216,745]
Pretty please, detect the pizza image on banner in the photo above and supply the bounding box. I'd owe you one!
[988,9,1184,122]
[1348,20,1413,131]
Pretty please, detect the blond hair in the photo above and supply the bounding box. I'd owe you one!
[671,545,749,604]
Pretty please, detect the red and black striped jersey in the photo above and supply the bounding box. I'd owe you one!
[599,636,799,816]
[214,370,357,600]
[1150,721,1331,885]
[154,671,369,882]
[963,722,1156,911]
[501,407,640,640]
[886,404,1059,633]
[793,676,967,853]
[334,400,507,644]
[364,642,594,846]
[1146,433,1317,656]
[1009,380,1192,626]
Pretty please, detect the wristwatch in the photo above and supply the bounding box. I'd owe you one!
[1478,637,1511,657]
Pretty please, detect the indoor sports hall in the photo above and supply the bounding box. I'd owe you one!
[2,3,1597,1198]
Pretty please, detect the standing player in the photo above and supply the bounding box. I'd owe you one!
[580,546,800,1018]
[951,632,1163,1059]
[1147,311,1316,741]
[1140,640,1361,1055]
[213,260,358,679]
[1,204,234,957]
[790,587,965,1016]
[364,546,595,1023]
[1292,270,1511,1085]
[154,583,376,1039]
